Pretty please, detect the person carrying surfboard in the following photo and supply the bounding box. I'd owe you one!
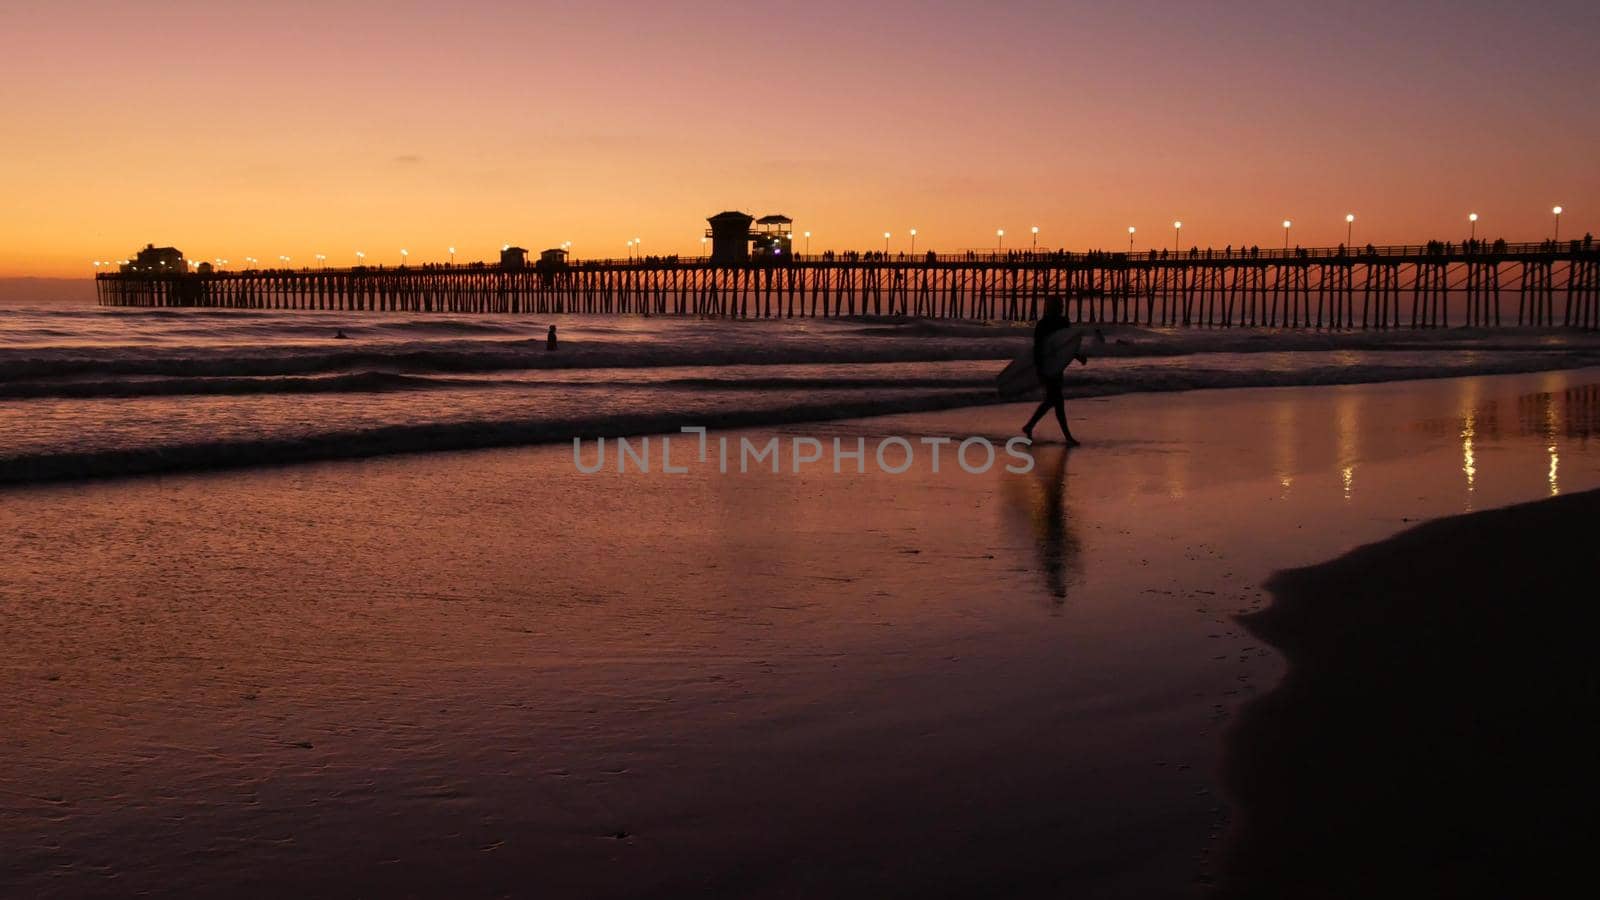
[1021,296,1087,445]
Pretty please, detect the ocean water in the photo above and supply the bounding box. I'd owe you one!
[2,303,1598,483]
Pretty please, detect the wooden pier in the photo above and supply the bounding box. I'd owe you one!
[97,241,1600,329]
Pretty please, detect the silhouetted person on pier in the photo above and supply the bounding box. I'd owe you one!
[1021,296,1085,445]
[547,325,558,351]
[333,329,349,340]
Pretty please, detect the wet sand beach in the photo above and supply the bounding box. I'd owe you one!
[2,368,1597,898]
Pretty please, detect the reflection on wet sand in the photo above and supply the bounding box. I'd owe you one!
[1002,445,1083,604]
[1414,381,1600,501]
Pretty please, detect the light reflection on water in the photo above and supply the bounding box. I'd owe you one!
[1419,381,1600,501]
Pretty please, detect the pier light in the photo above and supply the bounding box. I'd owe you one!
[1031,225,1039,251]
[1173,221,1182,252]
[803,231,811,257]
[1553,206,1563,242]
[316,253,327,268]
[356,251,366,264]
[1128,225,1136,252]
[400,248,409,265]
[1282,220,1293,251]
[884,231,891,254]
[448,246,456,265]
[1345,213,1356,246]
[502,243,510,252]
[910,228,917,255]
[93,260,102,267]
[1468,213,1479,241]
[996,228,1005,253]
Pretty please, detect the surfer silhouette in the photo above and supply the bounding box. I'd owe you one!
[1021,296,1086,445]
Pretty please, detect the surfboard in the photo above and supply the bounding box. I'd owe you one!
[995,328,1086,398]
[1039,327,1086,377]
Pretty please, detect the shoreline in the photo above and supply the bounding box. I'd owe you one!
[5,361,1599,486]
[1216,488,1600,897]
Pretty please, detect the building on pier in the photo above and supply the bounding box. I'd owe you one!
[706,211,755,264]
[501,245,530,269]
[705,211,794,264]
[122,243,186,274]
[752,214,794,260]
[538,248,569,270]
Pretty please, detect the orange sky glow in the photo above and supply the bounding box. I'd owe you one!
[2,0,1597,277]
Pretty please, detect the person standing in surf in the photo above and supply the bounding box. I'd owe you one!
[1021,296,1086,445]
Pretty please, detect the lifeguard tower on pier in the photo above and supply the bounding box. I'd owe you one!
[705,211,795,264]
[752,215,793,261]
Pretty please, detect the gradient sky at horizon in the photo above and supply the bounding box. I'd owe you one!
[2,0,1597,276]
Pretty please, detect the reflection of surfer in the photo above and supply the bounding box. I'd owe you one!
[1021,296,1086,445]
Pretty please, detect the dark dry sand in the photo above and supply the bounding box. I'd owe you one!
[1216,488,1600,899]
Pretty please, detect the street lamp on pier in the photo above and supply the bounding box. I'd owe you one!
[316,254,327,268]
[356,251,365,266]
[1345,213,1355,247]
[1031,225,1039,251]
[448,246,455,265]
[1128,226,1136,253]
[804,231,811,258]
[910,228,917,256]
[884,231,891,255]
[996,228,1005,254]
[1283,220,1292,251]
[1553,206,1564,242]
[626,240,634,262]
[1468,213,1478,242]
[1173,221,1182,253]
[400,248,409,267]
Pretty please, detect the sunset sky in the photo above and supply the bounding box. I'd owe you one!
[3,0,1597,277]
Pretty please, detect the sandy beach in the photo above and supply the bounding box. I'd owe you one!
[1216,486,1599,899]
[2,367,1597,898]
